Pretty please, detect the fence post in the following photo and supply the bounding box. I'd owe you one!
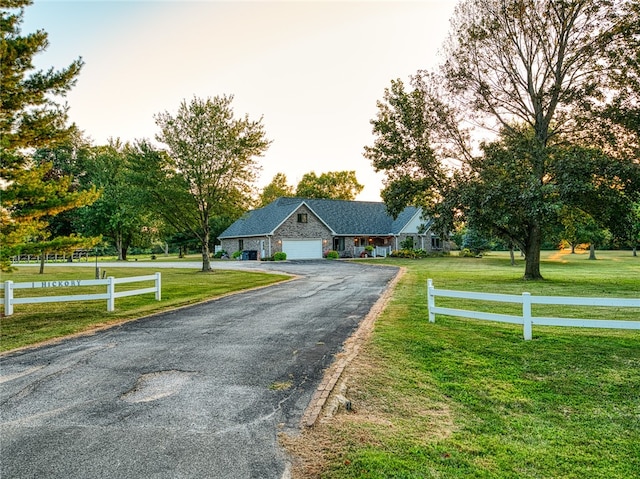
[155,272,161,301]
[4,281,14,316]
[427,279,435,323]
[107,276,115,312]
[522,292,532,340]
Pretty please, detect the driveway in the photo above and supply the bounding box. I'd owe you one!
[0,261,398,479]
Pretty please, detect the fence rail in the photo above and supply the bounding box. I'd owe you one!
[1,273,161,316]
[427,279,640,340]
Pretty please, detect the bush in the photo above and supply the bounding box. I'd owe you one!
[273,252,287,261]
[390,249,428,259]
[400,237,415,250]
[213,250,227,259]
[326,250,339,259]
[232,250,242,259]
[458,248,476,257]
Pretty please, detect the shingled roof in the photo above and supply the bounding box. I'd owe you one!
[218,197,426,239]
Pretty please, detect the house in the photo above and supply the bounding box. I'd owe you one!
[218,197,446,260]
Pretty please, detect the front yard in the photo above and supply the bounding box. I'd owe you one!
[285,250,640,478]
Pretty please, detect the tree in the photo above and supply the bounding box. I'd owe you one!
[134,95,270,272]
[456,127,637,265]
[558,206,593,254]
[626,202,640,256]
[462,228,493,256]
[259,172,294,206]
[366,0,639,279]
[598,0,640,158]
[32,129,94,238]
[1,0,83,167]
[0,0,97,272]
[295,171,364,200]
[75,140,157,261]
[364,79,451,218]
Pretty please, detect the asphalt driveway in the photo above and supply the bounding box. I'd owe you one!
[0,261,399,479]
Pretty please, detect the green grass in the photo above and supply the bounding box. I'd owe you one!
[294,250,640,479]
[0,266,289,352]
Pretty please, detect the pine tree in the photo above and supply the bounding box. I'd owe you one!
[1,0,98,272]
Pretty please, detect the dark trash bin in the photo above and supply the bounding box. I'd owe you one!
[243,250,258,260]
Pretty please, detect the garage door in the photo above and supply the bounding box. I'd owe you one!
[282,239,323,260]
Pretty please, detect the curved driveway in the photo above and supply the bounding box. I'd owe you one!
[0,261,398,479]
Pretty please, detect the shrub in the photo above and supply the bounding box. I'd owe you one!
[458,248,476,257]
[399,237,414,249]
[232,250,242,259]
[390,249,428,259]
[213,250,227,259]
[326,250,339,259]
[273,252,287,261]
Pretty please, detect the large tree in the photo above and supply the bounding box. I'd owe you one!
[367,0,639,279]
[134,95,270,272]
[295,170,364,200]
[0,0,97,271]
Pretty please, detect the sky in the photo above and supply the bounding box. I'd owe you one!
[22,0,458,201]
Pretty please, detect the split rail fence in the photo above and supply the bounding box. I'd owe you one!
[1,273,161,316]
[427,279,640,340]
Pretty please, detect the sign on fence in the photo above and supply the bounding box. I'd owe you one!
[1,273,161,316]
[427,279,640,340]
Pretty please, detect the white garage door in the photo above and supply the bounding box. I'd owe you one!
[282,239,323,260]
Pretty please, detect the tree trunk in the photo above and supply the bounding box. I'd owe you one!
[571,243,576,254]
[201,230,212,272]
[633,246,637,257]
[509,244,515,266]
[116,231,124,261]
[39,251,45,274]
[121,236,130,261]
[163,241,169,256]
[589,243,596,260]
[523,224,543,280]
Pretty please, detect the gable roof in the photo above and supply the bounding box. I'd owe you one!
[218,197,427,239]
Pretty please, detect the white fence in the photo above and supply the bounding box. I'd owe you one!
[427,279,640,340]
[1,273,161,316]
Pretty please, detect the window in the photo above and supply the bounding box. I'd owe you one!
[297,213,308,223]
[239,239,244,250]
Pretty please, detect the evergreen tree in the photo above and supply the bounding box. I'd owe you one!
[0,0,98,271]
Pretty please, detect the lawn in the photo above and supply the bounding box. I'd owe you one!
[286,250,640,479]
[0,266,290,352]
